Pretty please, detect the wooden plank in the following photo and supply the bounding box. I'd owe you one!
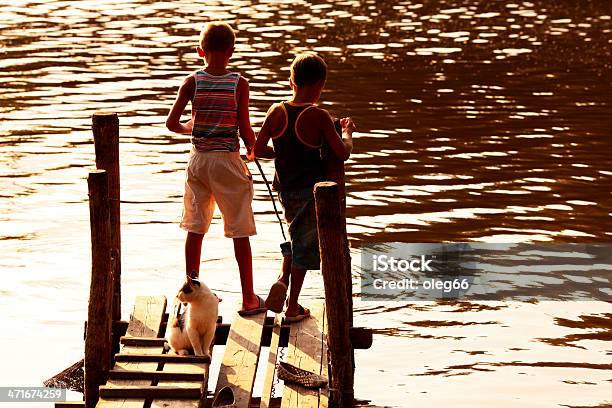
[114,354,210,364]
[198,331,215,408]
[261,314,282,408]
[281,301,328,408]
[151,300,209,408]
[126,296,167,337]
[150,362,207,408]
[99,385,201,399]
[108,370,205,381]
[120,337,167,347]
[253,397,282,408]
[217,321,370,349]
[214,307,267,408]
[97,296,167,408]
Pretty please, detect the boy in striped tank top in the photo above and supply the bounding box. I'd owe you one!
[166,22,265,315]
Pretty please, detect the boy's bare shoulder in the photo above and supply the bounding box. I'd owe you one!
[236,76,251,100]
[181,73,196,89]
[302,105,334,128]
[266,102,284,115]
[311,105,333,117]
[237,75,249,87]
[175,73,196,100]
[184,72,196,82]
[265,103,287,136]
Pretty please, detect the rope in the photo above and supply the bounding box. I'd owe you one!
[253,157,287,242]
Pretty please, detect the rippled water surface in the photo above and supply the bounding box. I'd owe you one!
[1,0,611,406]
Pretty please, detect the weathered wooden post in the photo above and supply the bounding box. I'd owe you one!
[314,181,354,408]
[321,133,346,213]
[92,112,121,322]
[322,127,354,376]
[321,132,353,324]
[84,170,114,408]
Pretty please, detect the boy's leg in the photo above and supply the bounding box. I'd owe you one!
[277,241,292,285]
[233,237,260,310]
[285,265,307,317]
[279,254,291,285]
[185,232,204,277]
[181,152,214,277]
[277,190,318,317]
[209,153,258,310]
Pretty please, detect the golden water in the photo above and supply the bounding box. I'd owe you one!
[1,0,611,406]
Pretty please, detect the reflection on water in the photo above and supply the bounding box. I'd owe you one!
[1,0,611,406]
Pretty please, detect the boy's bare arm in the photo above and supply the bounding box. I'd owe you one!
[254,104,281,159]
[166,74,195,135]
[318,109,353,161]
[237,77,256,157]
[253,115,276,159]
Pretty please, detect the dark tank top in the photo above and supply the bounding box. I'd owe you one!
[272,102,324,192]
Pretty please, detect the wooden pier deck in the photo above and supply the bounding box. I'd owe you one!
[58,295,346,408]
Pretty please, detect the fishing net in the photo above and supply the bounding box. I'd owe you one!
[43,358,84,393]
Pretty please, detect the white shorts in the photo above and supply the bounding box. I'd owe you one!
[180,150,256,238]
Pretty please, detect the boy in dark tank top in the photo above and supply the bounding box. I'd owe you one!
[254,52,355,322]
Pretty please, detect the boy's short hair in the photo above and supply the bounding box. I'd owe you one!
[290,52,327,87]
[200,22,235,52]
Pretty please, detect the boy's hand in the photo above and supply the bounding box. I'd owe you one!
[340,117,356,135]
[246,146,255,161]
[184,118,194,134]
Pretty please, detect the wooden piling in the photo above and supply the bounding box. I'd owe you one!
[84,170,114,408]
[92,112,121,322]
[322,126,353,328]
[314,181,354,408]
[321,137,346,213]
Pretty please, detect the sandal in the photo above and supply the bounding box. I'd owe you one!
[284,304,310,323]
[265,280,288,313]
[237,295,266,316]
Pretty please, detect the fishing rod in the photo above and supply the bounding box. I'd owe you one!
[252,156,287,242]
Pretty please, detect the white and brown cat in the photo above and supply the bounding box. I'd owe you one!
[168,275,219,358]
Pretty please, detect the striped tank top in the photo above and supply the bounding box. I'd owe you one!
[191,70,240,152]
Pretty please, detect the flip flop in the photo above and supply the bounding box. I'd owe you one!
[237,295,266,316]
[284,304,310,323]
[265,280,288,313]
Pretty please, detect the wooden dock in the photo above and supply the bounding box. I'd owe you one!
[57,294,371,408]
[54,113,371,408]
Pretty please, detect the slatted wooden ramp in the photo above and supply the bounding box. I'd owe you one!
[281,302,328,408]
[96,295,211,408]
[58,297,332,408]
[214,300,328,408]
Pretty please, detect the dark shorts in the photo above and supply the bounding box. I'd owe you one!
[279,188,320,270]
